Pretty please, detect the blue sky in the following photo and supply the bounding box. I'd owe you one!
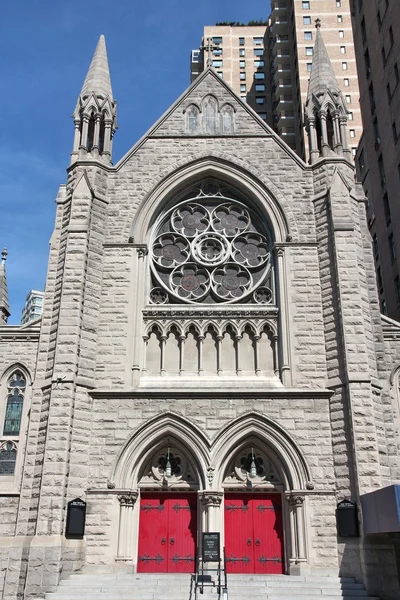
[0,0,271,324]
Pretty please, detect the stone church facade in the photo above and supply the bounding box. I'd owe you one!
[1,31,400,600]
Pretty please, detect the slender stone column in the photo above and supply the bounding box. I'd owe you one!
[332,111,343,155]
[275,247,291,386]
[117,492,138,560]
[320,111,329,156]
[198,335,204,375]
[179,335,185,375]
[91,115,101,157]
[103,120,113,162]
[160,335,167,376]
[288,494,306,562]
[217,335,223,375]
[79,115,89,157]
[287,496,297,561]
[308,118,320,164]
[200,492,223,533]
[254,335,261,376]
[71,120,81,162]
[235,335,242,376]
[133,246,148,384]
[272,335,279,377]
[340,117,352,161]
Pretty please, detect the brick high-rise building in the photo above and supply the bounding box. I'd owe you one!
[352,0,400,321]
[191,24,271,123]
[192,1,362,161]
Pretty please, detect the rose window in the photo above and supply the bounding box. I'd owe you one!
[150,183,274,304]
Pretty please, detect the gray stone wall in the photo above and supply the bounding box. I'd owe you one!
[1,69,400,599]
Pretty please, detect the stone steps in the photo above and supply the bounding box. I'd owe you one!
[45,573,379,600]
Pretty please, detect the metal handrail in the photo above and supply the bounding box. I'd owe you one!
[190,549,228,600]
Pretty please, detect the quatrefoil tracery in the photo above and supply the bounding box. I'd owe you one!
[151,194,272,304]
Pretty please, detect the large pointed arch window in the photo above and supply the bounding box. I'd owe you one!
[0,370,26,475]
[149,181,275,306]
[3,371,25,435]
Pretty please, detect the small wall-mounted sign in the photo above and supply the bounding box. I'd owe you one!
[65,498,87,539]
[336,499,359,537]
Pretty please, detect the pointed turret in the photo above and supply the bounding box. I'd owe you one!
[71,35,117,164]
[307,20,341,99]
[80,35,113,100]
[305,19,351,163]
[0,248,10,324]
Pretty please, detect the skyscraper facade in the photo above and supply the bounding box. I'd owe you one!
[20,290,45,324]
[190,24,270,123]
[352,0,400,321]
[191,1,362,161]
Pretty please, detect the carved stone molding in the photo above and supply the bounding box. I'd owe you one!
[207,466,215,485]
[135,245,148,258]
[118,492,138,507]
[287,494,305,508]
[199,491,223,507]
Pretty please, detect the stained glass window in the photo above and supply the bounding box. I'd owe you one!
[3,371,25,436]
[150,182,275,305]
[0,441,17,475]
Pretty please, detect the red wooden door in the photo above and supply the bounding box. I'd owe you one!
[224,494,284,574]
[167,496,197,572]
[138,493,197,573]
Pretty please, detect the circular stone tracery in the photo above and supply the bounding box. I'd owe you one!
[150,186,272,304]
[192,232,230,266]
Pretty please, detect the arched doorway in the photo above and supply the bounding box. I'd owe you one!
[222,445,285,574]
[110,413,209,572]
[137,443,199,573]
[212,413,312,575]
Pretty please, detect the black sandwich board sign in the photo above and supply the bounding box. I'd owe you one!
[202,532,220,562]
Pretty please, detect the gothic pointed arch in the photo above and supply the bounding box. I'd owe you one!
[210,412,313,491]
[109,412,210,490]
[0,363,32,481]
[129,157,290,246]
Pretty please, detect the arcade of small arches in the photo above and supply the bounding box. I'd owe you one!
[306,92,352,164]
[108,413,312,573]
[184,95,236,135]
[142,319,278,378]
[140,180,283,381]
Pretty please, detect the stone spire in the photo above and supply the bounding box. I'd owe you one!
[71,35,117,164]
[307,19,341,100]
[0,248,10,324]
[305,19,351,164]
[80,35,113,100]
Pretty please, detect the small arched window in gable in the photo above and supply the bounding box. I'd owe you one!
[203,96,218,134]
[186,105,200,134]
[3,371,26,436]
[221,104,235,133]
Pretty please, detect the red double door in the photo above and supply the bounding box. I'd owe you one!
[224,494,284,574]
[138,493,197,573]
